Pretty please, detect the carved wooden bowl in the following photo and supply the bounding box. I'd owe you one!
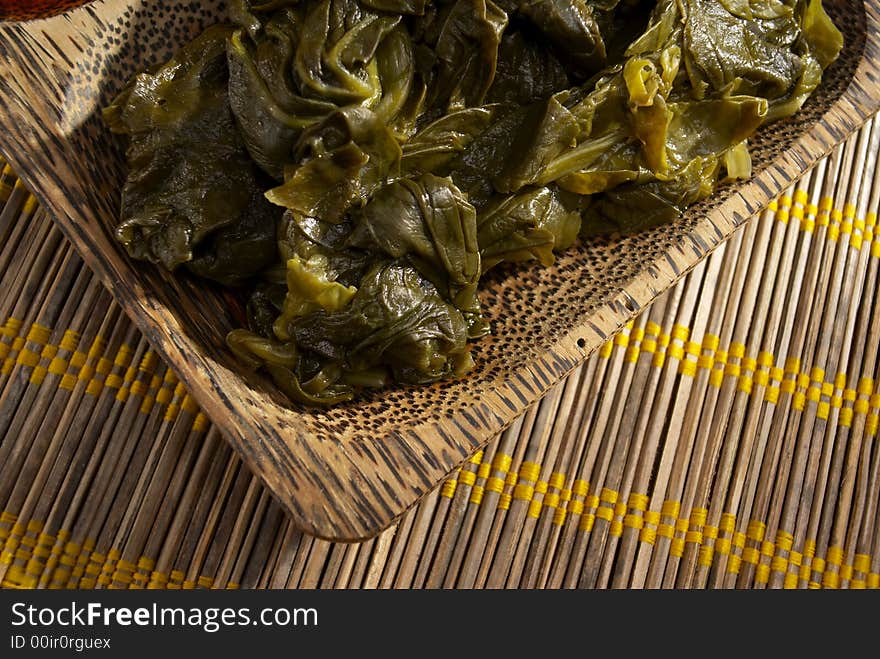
[0,0,876,540]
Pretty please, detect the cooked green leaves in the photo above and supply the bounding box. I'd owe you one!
[347,174,482,321]
[107,0,842,405]
[106,26,270,273]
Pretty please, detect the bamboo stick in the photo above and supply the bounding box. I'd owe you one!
[441,442,499,587]
[146,427,224,588]
[190,463,251,589]
[762,134,858,589]
[685,198,782,588]
[700,187,799,589]
[544,344,618,587]
[642,226,744,588]
[611,260,706,588]
[267,521,303,589]
[574,310,653,588]
[240,499,285,589]
[520,364,593,588]
[659,219,755,587]
[377,509,417,588]
[313,541,348,589]
[561,314,646,587]
[63,359,172,587]
[792,122,880,589]
[584,289,682,588]
[214,482,269,589]
[492,387,565,587]
[160,430,233,589]
[436,437,508,587]
[735,149,841,588]
[716,171,816,588]
[392,488,440,588]
[10,326,143,588]
[848,169,880,590]
[342,536,373,589]
[333,542,362,589]
[425,445,492,587]
[451,410,530,588]
[670,211,763,587]
[631,241,726,588]
[0,304,122,586]
[0,183,36,275]
[362,526,397,589]
[0,230,70,429]
[0,263,104,493]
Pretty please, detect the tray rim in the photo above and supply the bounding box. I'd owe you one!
[0,0,877,541]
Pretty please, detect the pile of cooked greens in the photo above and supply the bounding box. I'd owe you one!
[105,0,842,405]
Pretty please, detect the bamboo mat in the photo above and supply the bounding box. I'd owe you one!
[0,116,879,590]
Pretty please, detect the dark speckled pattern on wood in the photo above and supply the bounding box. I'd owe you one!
[0,0,876,541]
[0,1,94,21]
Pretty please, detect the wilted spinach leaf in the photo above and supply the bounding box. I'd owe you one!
[106,26,273,271]
[108,0,842,405]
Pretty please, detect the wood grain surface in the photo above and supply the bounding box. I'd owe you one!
[0,0,876,541]
[0,1,94,21]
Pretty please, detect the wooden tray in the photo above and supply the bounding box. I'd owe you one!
[0,0,876,541]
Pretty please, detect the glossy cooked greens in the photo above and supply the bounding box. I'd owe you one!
[106,0,842,405]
